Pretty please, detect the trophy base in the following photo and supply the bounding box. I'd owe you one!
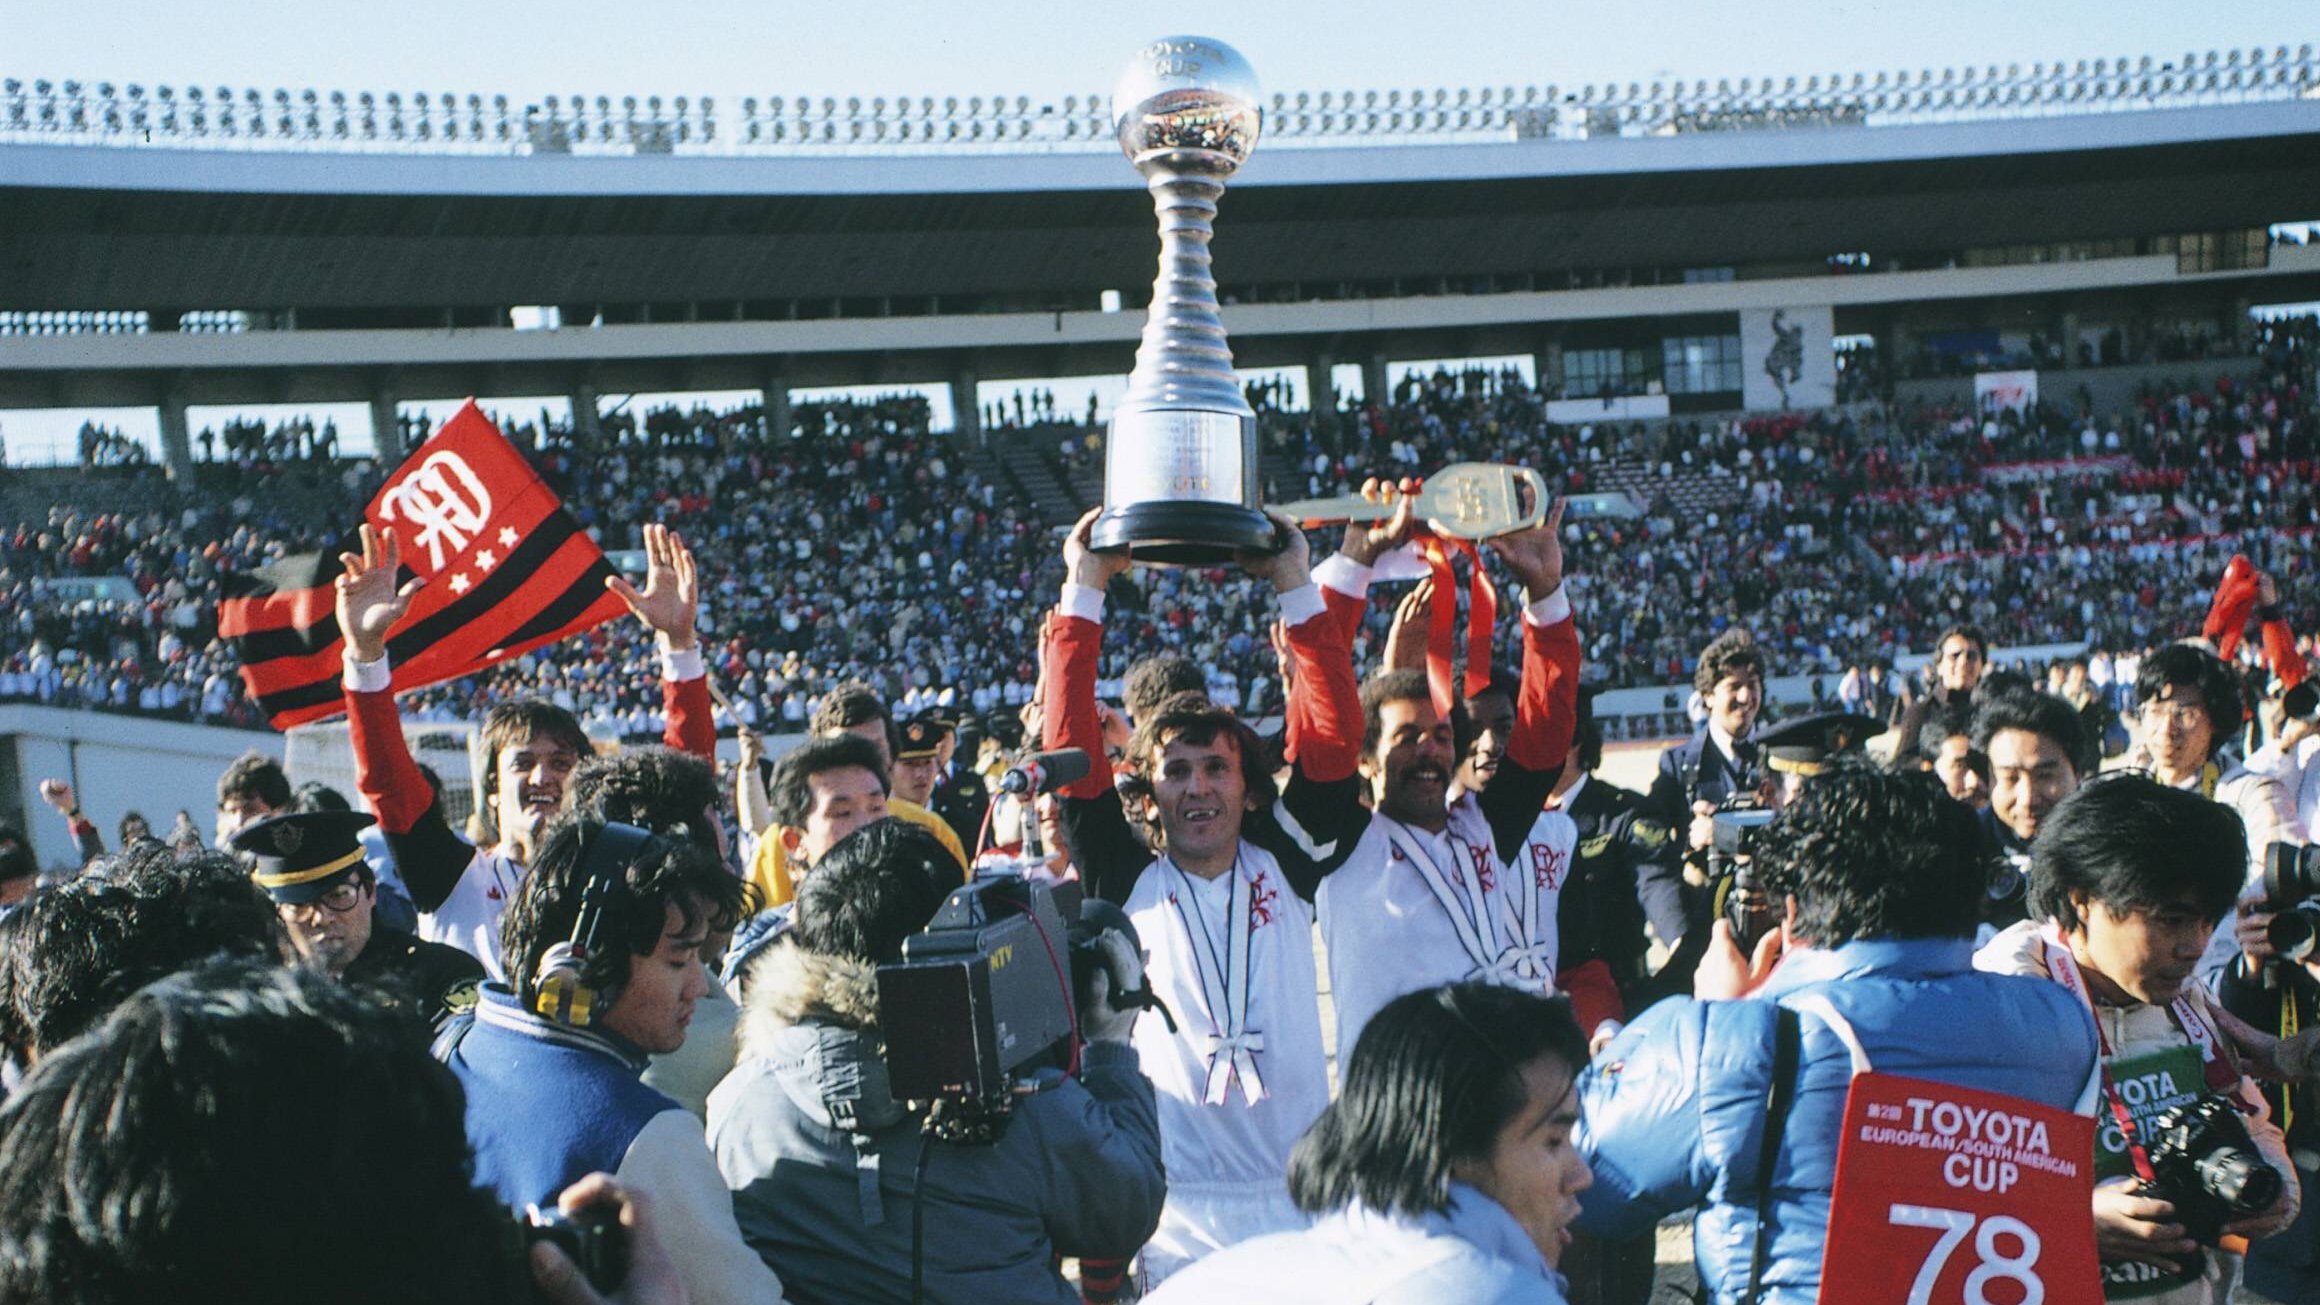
[1088,501,1278,567]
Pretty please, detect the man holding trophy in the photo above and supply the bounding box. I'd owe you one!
[1047,32,1584,1290]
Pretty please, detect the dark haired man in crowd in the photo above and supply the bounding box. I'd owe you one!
[1544,684,1687,1029]
[1892,622,1990,761]
[0,844,278,1066]
[744,684,965,907]
[1979,776,2297,1302]
[337,522,715,979]
[0,822,32,918]
[442,815,776,1305]
[711,818,1165,1304]
[1579,766,2100,1305]
[570,744,745,1117]
[230,809,482,1031]
[1972,686,2091,936]
[0,959,685,1305]
[1045,505,1367,1286]
[215,748,293,847]
[1646,627,1767,857]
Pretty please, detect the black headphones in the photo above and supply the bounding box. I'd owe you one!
[533,822,665,1027]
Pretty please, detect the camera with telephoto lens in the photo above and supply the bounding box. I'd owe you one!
[2260,842,2320,962]
[503,1202,626,1301]
[875,871,1164,1144]
[1707,801,1781,954]
[2135,1095,2282,1247]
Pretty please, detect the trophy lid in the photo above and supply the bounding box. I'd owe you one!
[1112,36,1262,172]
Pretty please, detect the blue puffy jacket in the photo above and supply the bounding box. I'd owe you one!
[1574,937,2099,1305]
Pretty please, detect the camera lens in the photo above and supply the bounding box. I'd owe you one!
[2195,1148,2282,1215]
[2267,905,2320,963]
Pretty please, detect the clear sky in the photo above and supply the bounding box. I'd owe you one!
[4,1,2313,463]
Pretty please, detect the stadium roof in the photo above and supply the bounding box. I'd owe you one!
[4,93,2318,315]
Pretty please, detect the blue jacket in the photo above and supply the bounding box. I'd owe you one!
[1574,937,2099,1305]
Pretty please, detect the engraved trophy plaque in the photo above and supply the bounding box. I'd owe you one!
[1090,36,1275,565]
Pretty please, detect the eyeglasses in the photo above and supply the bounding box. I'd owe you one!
[283,881,364,916]
[2137,701,2209,730]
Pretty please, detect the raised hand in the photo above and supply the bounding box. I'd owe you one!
[1484,497,1568,600]
[37,779,75,815]
[1383,578,1436,672]
[335,523,422,664]
[607,523,699,651]
[1063,507,1132,593]
[1338,477,1420,568]
[1237,511,1312,594]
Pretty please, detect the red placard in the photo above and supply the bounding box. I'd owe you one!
[1820,1071,2102,1305]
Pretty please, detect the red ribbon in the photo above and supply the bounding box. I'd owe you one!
[1416,535,1501,723]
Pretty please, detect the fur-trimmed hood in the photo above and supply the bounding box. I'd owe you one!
[736,940,881,1062]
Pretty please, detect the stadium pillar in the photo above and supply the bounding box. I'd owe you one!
[569,385,604,450]
[950,370,982,444]
[1534,338,1565,399]
[368,393,403,461]
[1362,355,1390,414]
[760,375,791,441]
[156,392,195,484]
[1306,353,1340,452]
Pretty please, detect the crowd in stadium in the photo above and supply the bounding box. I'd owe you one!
[0,313,2310,746]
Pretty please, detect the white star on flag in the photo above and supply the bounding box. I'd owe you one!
[473,549,498,572]
[448,573,471,595]
[499,526,519,547]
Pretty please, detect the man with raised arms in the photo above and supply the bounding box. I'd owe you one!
[1043,507,1369,1288]
[1309,488,1582,1055]
[336,522,716,978]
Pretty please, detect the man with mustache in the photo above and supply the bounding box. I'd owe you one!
[338,522,715,979]
[1310,490,1581,1056]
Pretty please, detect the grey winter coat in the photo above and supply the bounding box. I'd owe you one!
[706,942,1166,1305]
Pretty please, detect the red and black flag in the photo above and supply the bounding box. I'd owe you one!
[219,402,628,729]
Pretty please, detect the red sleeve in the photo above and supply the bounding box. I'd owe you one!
[1322,584,1368,648]
[1505,609,1581,774]
[1040,610,1116,799]
[1282,610,1361,783]
[348,684,432,834]
[662,673,714,758]
[2262,617,2307,690]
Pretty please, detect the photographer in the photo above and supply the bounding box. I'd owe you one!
[1146,984,1592,1305]
[2215,865,2320,1305]
[1978,776,2298,1303]
[708,818,1164,1304]
[1892,623,1991,762]
[1646,628,1767,858]
[1576,766,2100,1305]
[441,816,779,1305]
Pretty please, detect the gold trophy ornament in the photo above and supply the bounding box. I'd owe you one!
[1275,464,1551,540]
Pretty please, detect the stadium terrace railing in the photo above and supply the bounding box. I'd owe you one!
[3,46,2316,157]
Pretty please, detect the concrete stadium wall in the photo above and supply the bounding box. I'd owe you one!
[0,707,281,871]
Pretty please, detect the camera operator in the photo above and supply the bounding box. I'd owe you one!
[1978,775,2298,1303]
[1973,687,2093,939]
[2214,842,2320,1305]
[1646,628,1768,860]
[1577,766,2101,1305]
[0,959,684,1305]
[707,818,1164,1305]
[439,816,780,1305]
[1042,504,1367,1287]
[1146,984,1593,1305]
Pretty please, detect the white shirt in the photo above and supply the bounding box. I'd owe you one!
[418,847,524,982]
[1319,795,1576,1057]
[1125,843,1331,1191]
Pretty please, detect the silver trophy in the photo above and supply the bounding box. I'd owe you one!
[1090,36,1276,565]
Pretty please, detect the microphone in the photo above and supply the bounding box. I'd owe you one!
[1001,748,1091,796]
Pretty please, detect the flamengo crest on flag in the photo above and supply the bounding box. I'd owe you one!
[217,401,629,730]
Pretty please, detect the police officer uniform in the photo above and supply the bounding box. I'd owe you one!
[235,810,483,1031]
[923,713,992,852]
